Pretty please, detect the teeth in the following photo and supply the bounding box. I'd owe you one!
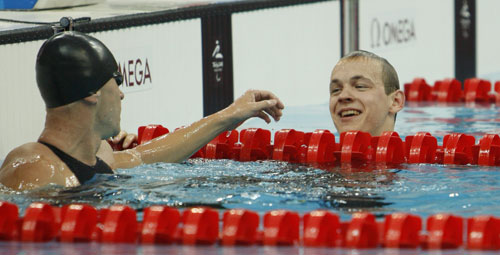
[340,110,361,117]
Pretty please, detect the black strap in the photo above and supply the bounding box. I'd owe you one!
[39,141,113,184]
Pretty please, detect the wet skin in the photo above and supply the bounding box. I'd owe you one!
[329,58,404,136]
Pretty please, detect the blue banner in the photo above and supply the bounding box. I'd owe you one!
[1,0,37,9]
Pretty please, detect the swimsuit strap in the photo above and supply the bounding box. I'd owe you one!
[38,141,113,184]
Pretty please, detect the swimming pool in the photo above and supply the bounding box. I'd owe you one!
[1,102,500,254]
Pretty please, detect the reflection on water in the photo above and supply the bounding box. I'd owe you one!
[1,241,483,255]
[1,158,500,221]
[0,160,399,219]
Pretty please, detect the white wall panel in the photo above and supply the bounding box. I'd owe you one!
[232,1,341,107]
[94,20,203,134]
[477,0,500,82]
[0,41,46,159]
[359,0,455,86]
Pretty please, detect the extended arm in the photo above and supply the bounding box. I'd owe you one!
[110,90,284,169]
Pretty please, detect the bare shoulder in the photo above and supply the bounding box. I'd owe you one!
[0,143,79,190]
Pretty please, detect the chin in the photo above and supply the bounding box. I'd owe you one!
[106,126,120,139]
[337,126,361,134]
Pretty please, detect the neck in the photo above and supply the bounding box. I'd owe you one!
[371,116,396,136]
[38,106,101,166]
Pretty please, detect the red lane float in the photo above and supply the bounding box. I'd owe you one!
[436,78,463,103]
[405,78,432,102]
[205,131,239,160]
[405,77,500,104]
[495,81,500,105]
[383,213,421,248]
[303,210,339,247]
[477,134,500,166]
[406,132,438,164]
[345,212,379,249]
[60,204,97,242]
[425,214,463,249]
[222,209,259,246]
[440,133,475,165]
[464,78,492,103]
[239,128,272,161]
[3,202,500,250]
[182,207,219,245]
[306,129,336,164]
[101,205,138,243]
[137,124,170,144]
[141,205,180,244]
[272,129,305,163]
[115,123,500,167]
[467,215,500,250]
[263,210,300,246]
[0,201,19,241]
[21,202,59,242]
[375,131,405,164]
[337,131,372,164]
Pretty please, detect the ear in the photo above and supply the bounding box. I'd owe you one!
[388,90,405,114]
[83,91,100,105]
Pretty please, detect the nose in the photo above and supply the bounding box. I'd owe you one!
[119,90,124,100]
[337,87,354,103]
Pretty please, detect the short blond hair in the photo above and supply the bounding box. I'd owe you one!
[341,50,399,95]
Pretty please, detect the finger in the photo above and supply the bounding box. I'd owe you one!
[112,130,127,143]
[253,99,276,111]
[254,90,285,112]
[266,105,283,121]
[122,134,137,148]
[256,111,271,124]
[275,98,285,110]
[254,99,283,122]
[253,90,276,101]
[266,101,284,120]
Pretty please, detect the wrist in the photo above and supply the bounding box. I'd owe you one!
[215,104,240,131]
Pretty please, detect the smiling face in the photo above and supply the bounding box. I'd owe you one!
[329,57,400,136]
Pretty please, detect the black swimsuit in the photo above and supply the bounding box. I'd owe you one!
[39,141,113,184]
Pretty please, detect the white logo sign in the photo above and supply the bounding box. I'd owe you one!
[117,58,153,93]
[459,0,471,39]
[212,40,224,83]
[369,15,416,50]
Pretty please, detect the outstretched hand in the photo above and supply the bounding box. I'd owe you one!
[224,90,284,129]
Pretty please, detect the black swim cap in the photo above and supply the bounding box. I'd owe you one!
[36,31,118,108]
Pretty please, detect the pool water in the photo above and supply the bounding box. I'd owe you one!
[1,102,499,222]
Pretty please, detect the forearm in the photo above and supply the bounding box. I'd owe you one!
[120,89,283,166]
[133,109,233,163]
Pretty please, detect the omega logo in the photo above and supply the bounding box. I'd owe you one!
[370,17,416,49]
[117,58,152,87]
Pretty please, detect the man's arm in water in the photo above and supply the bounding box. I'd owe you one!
[108,90,284,169]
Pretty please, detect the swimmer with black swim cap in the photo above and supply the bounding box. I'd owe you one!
[36,31,122,108]
[0,30,284,191]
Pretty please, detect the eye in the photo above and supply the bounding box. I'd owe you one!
[330,87,341,95]
[355,83,369,90]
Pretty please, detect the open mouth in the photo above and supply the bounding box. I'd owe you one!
[338,109,361,118]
